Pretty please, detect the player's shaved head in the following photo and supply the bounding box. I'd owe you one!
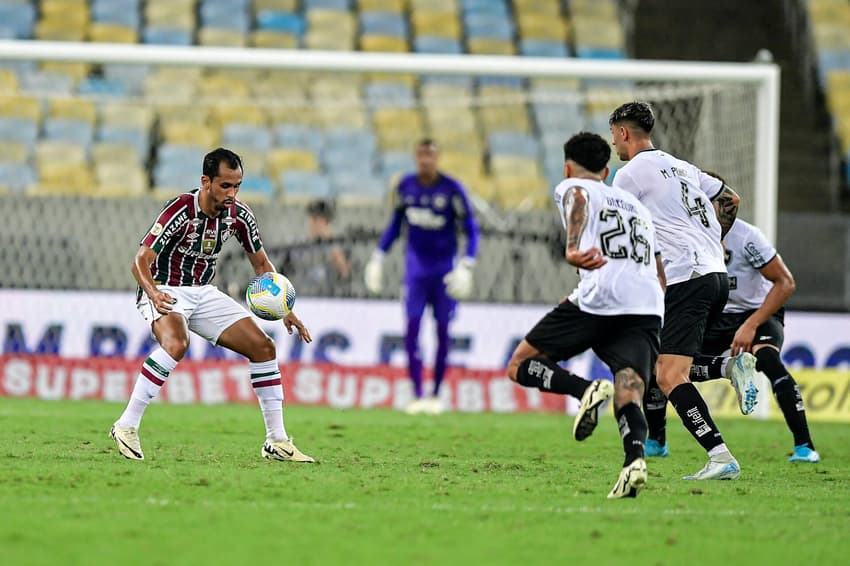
[563,132,611,174]
[609,101,655,134]
[203,147,243,179]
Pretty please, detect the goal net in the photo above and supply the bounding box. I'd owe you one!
[0,41,778,301]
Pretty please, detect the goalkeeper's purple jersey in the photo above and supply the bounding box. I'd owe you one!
[377,173,479,279]
[140,189,263,286]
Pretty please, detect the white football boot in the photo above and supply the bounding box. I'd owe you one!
[261,438,316,463]
[607,458,648,499]
[404,398,428,415]
[422,396,445,415]
[572,379,614,441]
[683,452,740,480]
[110,423,144,460]
[727,352,759,415]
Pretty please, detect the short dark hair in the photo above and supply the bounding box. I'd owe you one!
[562,132,611,173]
[417,138,437,149]
[609,101,655,133]
[307,198,334,221]
[203,147,242,179]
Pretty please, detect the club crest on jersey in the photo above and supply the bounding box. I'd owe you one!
[433,194,447,210]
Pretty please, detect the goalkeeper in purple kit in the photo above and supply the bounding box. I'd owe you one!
[365,139,480,415]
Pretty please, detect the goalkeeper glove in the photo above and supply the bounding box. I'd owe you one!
[444,257,475,300]
[364,250,384,294]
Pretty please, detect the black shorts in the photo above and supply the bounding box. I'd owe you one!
[525,301,661,382]
[661,272,729,357]
[701,308,785,355]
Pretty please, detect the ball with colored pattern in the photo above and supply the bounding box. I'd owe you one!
[245,272,296,321]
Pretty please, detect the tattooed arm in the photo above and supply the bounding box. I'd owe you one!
[563,186,607,270]
[711,184,740,239]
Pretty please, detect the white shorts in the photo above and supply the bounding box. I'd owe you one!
[137,284,251,345]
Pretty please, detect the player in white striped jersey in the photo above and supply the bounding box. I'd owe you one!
[110,148,316,464]
[507,132,665,498]
[683,206,819,463]
[610,101,755,480]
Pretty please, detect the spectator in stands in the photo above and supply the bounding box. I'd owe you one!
[110,148,315,464]
[278,199,351,297]
[364,139,479,415]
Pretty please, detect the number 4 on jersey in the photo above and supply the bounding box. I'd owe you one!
[680,181,710,227]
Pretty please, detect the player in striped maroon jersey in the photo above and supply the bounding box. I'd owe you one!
[110,148,316,463]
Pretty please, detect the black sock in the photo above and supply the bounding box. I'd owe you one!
[756,348,815,450]
[643,374,667,445]
[516,357,590,399]
[668,383,725,452]
[689,355,727,382]
[615,402,647,467]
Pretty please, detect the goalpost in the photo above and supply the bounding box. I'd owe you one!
[0,39,779,241]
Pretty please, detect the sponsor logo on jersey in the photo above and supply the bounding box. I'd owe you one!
[405,207,446,229]
[237,207,260,242]
[744,241,765,265]
[177,245,219,259]
[160,211,188,241]
[151,223,163,236]
[188,218,203,232]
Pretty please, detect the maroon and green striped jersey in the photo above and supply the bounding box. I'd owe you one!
[140,189,263,286]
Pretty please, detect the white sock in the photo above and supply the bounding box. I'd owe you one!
[250,360,288,441]
[117,349,178,428]
[707,443,731,459]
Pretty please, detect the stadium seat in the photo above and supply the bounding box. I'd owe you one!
[253,0,299,12]
[520,39,570,58]
[250,30,298,48]
[279,170,332,202]
[0,69,19,93]
[198,28,248,47]
[92,142,142,167]
[268,149,319,177]
[88,22,138,43]
[517,13,570,41]
[489,132,540,159]
[0,95,41,121]
[468,38,516,55]
[496,175,549,209]
[360,12,408,37]
[100,103,154,130]
[331,173,386,204]
[98,125,150,159]
[303,0,351,10]
[256,11,304,36]
[143,26,193,45]
[78,77,130,97]
[410,0,458,12]
[490,155,540,177]
[44,118,95,146]
[0,117,38,146]
[464,13,514,41]
[414,36,463,53]
[360,35,409,52]
[0,160,36,193]
[92,0,141,28]
[48,98,96,124]
[365,81,415,109]
[19,71,73,96]
[380,150,415,177]
[0,140,29,165]
[0,2,35,39]
[238,175,276,201]
[272,124,322,153]
[411,12,462,38]
[219,124,271,152]
[41,62,92,85]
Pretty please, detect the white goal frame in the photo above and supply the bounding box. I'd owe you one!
[0,40,780,241]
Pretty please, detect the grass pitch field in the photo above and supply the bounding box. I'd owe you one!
[1,398,849,565]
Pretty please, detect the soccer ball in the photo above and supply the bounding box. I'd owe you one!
[245,272,296,321]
